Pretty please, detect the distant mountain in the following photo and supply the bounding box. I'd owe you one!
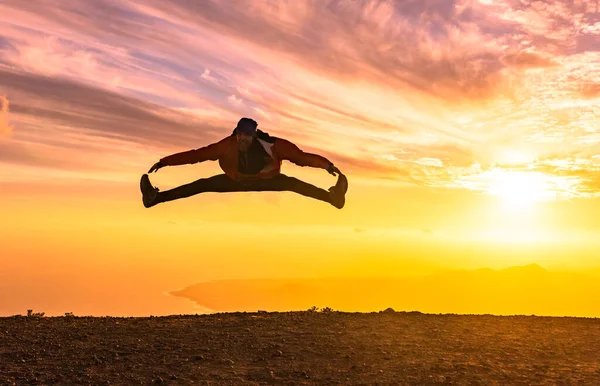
[170,264,600,317]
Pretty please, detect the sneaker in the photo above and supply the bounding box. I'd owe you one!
[328,173,348,209]
[140,174,160,208]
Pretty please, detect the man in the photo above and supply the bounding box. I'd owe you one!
[140,117,348,209]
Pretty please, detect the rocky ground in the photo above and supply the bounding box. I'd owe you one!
[1,310,599,385]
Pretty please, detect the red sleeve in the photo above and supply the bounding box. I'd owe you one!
[274,138,332,169]
[160,136,229,166]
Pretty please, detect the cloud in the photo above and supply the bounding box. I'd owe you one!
[15,36,100,78]
[253,107,270,119]
[0,68,226,146]
[502,51,558,69]
[0,95,12,138]
[581,83,600,99]
[136,0,512,101]
[227,94,243,106]
[200,68,212,80]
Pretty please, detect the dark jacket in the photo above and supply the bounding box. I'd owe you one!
[160,131,332,181]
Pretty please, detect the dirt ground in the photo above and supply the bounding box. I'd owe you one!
[1,310,599,385]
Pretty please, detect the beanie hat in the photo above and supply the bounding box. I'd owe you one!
[234,117,258,134]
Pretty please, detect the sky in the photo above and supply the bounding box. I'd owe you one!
[1,0,600,317]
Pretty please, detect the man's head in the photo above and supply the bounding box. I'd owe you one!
[235,117,258,152]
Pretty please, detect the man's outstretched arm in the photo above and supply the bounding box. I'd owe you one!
[149,137,229,172]
[275,138,341,175]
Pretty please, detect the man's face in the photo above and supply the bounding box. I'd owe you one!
[237,132,254,152]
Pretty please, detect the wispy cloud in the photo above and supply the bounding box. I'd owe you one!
[227,94,244,106]
[0,95,12,138]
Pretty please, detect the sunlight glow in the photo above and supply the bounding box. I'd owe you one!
[499,150,535,165]
[487,170,556,209]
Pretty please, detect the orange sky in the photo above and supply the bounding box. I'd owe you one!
[1,0,600,317]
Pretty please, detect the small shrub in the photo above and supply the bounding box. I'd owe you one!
[27,309,45,318]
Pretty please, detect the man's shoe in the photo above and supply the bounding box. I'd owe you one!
[328,173,348,209]
[140,174,160,208]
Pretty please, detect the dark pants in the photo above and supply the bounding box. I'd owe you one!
[156,174,332,205]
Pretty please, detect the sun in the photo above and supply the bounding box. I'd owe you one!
[487,170,556,209]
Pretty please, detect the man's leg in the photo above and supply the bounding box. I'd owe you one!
[142,174,243,207]
[242,174,335,206]
[157,174,244,203]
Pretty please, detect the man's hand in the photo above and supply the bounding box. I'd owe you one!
[327,163,342,176]
[148,161,164,173]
